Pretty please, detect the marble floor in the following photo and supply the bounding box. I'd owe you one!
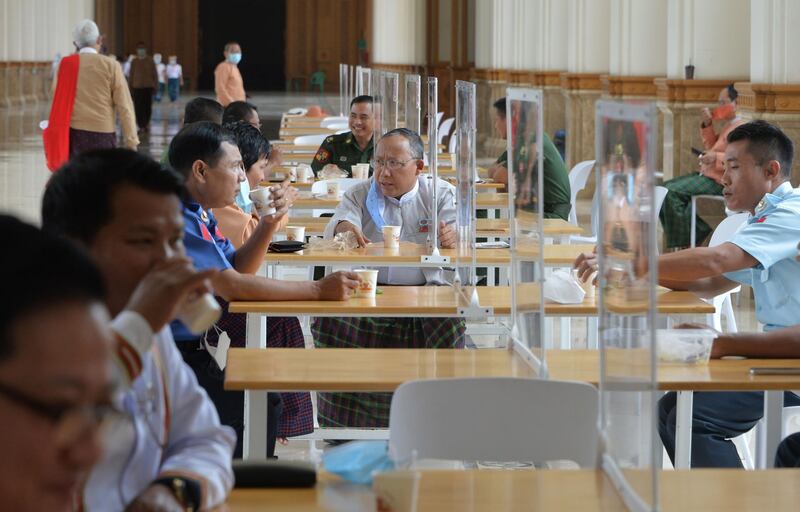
[0,92,760,461]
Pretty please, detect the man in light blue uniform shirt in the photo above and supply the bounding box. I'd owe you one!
[657,120,800,467]
[576,120,800,467]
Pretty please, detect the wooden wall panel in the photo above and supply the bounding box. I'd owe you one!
[285,0,371,92]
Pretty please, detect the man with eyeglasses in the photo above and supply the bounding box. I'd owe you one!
[42,149,236,511]
[313,128,466,430]
[0,215,115,512]
[311,95,375,178]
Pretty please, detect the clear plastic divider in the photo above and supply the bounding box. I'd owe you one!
[595,100,659,512]
[506,89,546,375]
[404,74,421,134]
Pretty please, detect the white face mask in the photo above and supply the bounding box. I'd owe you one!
[153,54,162,64]
[169,59,177,65]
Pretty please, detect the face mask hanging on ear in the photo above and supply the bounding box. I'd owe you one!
[235,177,253,213]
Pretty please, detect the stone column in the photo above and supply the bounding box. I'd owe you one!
[561,0,610,169]
[372,0,426,66]
[658,0,749,180]
[527,0,569,139]
[738,0,800,183]
[472,0,516,158]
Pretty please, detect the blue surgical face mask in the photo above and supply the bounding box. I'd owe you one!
[228,52,242,65]
[235,177,252,213]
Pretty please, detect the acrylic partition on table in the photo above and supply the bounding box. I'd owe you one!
[506,88,546,376]
[357,66,371,96]
[595,100,660,512]
[404,74,421,134]
[452,80,482,315]
[339,63,351,117]
[372,71,400,141]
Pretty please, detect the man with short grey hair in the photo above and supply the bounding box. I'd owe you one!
[46,20,137,169]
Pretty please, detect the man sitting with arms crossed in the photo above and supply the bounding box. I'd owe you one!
[311,95,375,179]
[575,120,800,468]
[0,215,114,512]
[313,128,465,429]
[167,121,360,456]
[43,149,235,511]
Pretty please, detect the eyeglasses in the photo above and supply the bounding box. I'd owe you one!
[371,158,418,171]
[0,380,124,444]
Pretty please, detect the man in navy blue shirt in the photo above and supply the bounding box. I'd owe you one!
[168,121,360,457]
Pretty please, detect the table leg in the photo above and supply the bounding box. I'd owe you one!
[243,312,268,459]
[757,390,783,469]
[674,390,693,469]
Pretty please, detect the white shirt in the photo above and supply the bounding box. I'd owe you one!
[82,311,236,511]
[166,63,182,80]
[324,175,456,285]
[156,62,166,82]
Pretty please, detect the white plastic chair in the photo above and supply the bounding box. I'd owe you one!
[690,195,739,247]
[435,111,444,130]
[448,129,458,154]
[702,212,748,332]
[437,117,455,147]
[566,160,596,225]
[326,122,350,131]
[293,134,328,146]
[389,377,599,467]
[321,116,348,127]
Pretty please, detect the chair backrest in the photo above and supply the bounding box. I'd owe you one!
[435,111,444,129]
[655,185,668,215]
[437,117,455,145]
[448,129,458,154]
[389,377,599,467]
[321,116,349,127]
[310,178,364,196]
[326,122,350,131]
[310,71,326,85]
[567,160,596,225]
[709,212,749,247]
[293,134,328,146]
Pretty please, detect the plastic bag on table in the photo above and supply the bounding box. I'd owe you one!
[543,268,586,304]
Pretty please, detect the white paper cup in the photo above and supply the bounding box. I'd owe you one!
[352,164,368,180]
[285,225,305,241]
[297,167,312,183]
[287,166,298,182]
[354,269,379,298]
[249,187,276,216]
[178,293,222,335]
[326,181,341,198]
[383,225,401,248]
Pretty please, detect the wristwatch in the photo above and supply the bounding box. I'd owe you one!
[153,476,201,512]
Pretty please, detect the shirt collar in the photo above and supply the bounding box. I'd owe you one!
[78,47,98,54]
[384,178,420,206]
[756,181,794,213]
[183,200,211,223]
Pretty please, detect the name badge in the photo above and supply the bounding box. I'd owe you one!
[340,156,348,162]
[418,218,432,233]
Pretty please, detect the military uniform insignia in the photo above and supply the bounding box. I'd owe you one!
[340,156,348,161]
[315,149,331,162]
[325,136,334,143]
[345,137,352,144]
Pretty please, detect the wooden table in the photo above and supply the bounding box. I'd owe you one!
[226,346,778,393]
[291,192,509,210]
[226,347,535,391]
[262,241,595,268]
[272,179,505,193]
[277,217,583,238]
[224,468,800,511]
[228,286,713,318]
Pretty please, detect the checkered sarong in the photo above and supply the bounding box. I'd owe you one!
[210,305,314,437]
[659,172,723,249]
[311,317,466,428]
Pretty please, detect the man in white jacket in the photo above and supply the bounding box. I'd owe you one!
[42,149,236,511]
[314,128,466,429]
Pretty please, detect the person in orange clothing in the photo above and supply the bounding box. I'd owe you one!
[660,84,747,249]
[214,42,246,107]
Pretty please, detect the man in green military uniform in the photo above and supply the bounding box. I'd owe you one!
[487,97,572,220]
[311,95,375,177]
